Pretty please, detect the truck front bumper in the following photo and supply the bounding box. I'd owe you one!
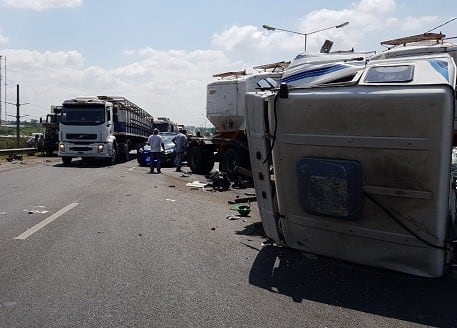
[58,142,113,158]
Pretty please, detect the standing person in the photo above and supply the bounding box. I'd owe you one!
[172,129,188,172]
[33,134,39,149]
[38,135,45,155]
[147,128,164,174]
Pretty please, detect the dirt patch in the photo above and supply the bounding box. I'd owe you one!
[0,154,61,174]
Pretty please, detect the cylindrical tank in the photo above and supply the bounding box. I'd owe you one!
[206,71,283,133]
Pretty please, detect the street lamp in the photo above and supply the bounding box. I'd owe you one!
[263,21,349,51]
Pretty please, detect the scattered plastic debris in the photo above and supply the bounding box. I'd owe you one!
[24,206,49,214]
[233,204,251,216]
[186,181,208,188]
[261,239,275,247]
[6,154,23,162]
[208,171,230,191]
[28,210,48,214]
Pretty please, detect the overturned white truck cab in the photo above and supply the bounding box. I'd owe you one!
[246,33,457,277]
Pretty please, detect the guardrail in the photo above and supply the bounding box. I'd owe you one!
[0,148,37,155]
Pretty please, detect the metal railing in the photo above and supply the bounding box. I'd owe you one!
[0,147,37,155]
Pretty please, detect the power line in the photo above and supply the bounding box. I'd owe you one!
[425,17,457,33]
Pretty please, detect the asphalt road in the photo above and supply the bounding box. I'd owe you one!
[0,156,456,327]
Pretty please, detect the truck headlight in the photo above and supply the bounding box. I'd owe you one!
[59,143,65,152]
[97,144,104,152]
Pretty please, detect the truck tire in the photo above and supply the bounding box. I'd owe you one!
[108,143,118,165]
[219,148,240,178]
[187,146,214,174]
[62,157,72,165]
[118,143,130,163]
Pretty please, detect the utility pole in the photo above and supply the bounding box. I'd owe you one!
[4,56,6,124]
[0,55,2,126]
[16,84,20,147]
[8,84,29,147]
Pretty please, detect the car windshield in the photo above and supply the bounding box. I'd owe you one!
[161,135,175,143]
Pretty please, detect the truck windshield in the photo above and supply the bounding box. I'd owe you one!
[154,123,172,132]
[61,106,105,125]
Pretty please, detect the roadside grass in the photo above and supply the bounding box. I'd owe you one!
[0,137,29,149]
[0,125,52,162]
[0,126,43,150]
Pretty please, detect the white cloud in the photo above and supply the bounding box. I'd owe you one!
[1,48,230,125]
[356,0,395,13]
[229,0,439,56]
[0,27,8,44]
[400,16,439,33]
[2,0,82,11]
[0,0,450,126]
[5,49,83,71]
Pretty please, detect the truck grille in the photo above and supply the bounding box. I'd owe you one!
[66,133,97,140]
[69,147,92,151]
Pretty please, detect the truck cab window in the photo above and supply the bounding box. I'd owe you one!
[106,107,111,122]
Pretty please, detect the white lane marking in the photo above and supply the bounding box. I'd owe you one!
[15,203,79,240]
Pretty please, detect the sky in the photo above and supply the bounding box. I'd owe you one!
[0,0,456,127]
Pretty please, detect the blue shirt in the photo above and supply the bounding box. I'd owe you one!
[172,133,188,152]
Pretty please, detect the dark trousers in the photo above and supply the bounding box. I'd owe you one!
[175,152,184,170]
[150,152,162,172]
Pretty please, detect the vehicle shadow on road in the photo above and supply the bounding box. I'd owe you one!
[235,222,265,237]
[53,160,112,168]
[249,245,457,327]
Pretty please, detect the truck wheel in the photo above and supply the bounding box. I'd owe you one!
[125,142,130,162]
[62,157,72,165]
[187,146,214,174]
[220,148,240,178]
[109,143,118,165]
[122,143,130,162]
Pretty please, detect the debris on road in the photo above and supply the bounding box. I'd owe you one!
[233,204,251,216]
[228,196,256,204]
[24,206,49,214]
[186,181,208,189]
[207,171,230,191]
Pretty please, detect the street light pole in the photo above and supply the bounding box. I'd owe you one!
[263,21,349,51]
[0,55,2,126]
